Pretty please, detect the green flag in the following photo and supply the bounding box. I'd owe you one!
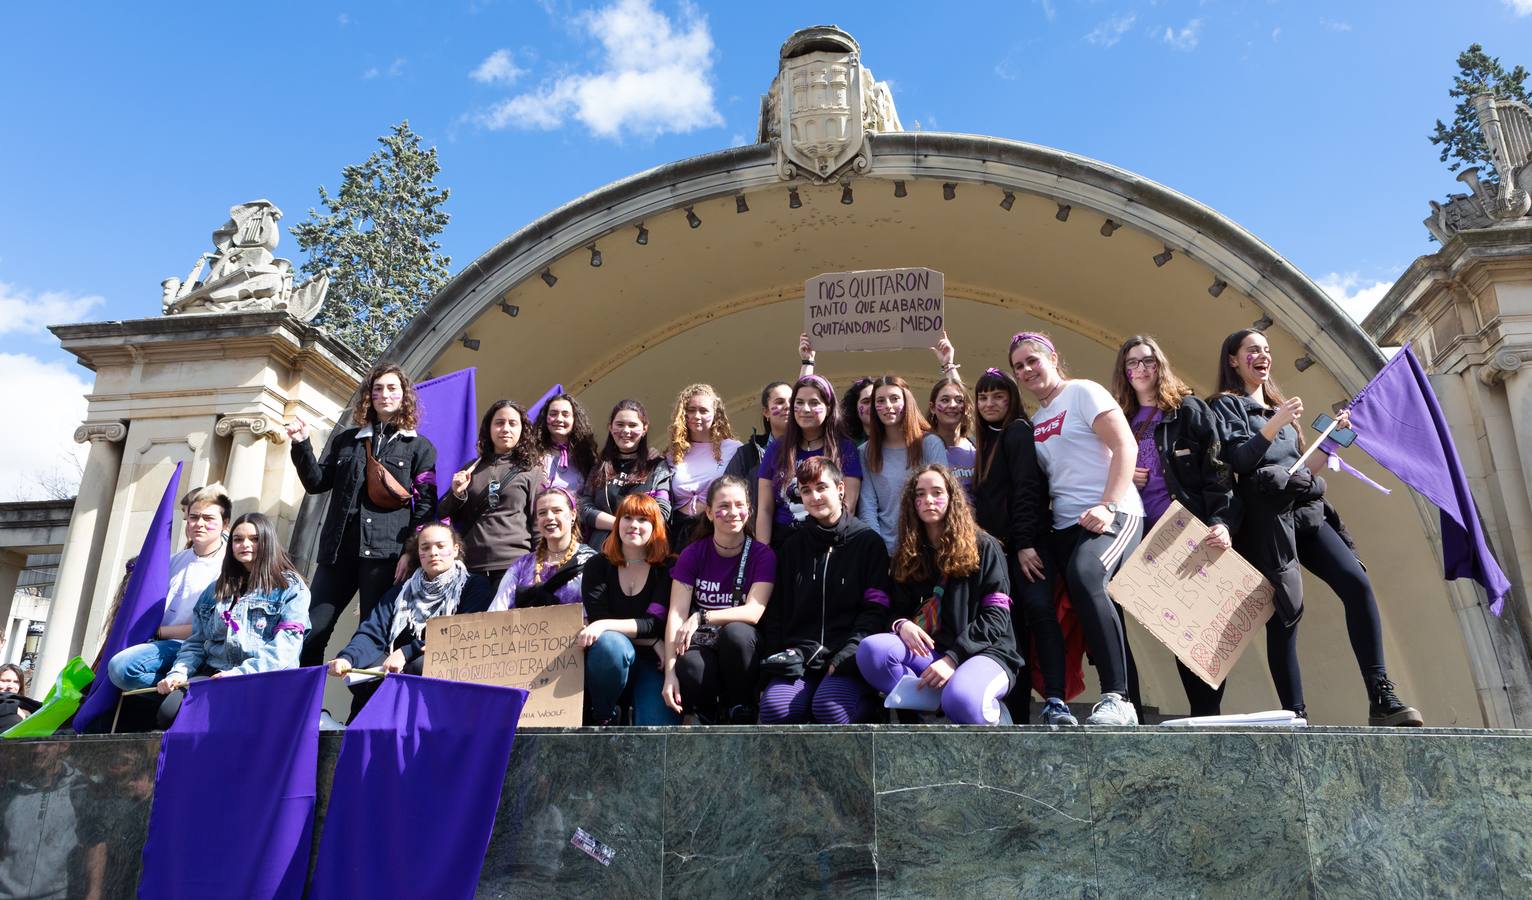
[1,657,94,739]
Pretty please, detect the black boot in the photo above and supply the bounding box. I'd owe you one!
[1367,676,1423,727]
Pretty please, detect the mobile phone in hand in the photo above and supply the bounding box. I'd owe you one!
[1312,412,1357,447]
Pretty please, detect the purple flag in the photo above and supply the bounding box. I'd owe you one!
[138,667,327,899]
[310,675,528,900]
[418,368,479,502]
[1346,345,1513,613]
[74,461,183,733]
[528,383,564,423]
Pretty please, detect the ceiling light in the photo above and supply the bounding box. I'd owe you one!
[999,191,1015,211]
[540,269,557,288]
[634,223,648,245]
[498,301,519,317]
[1294,355,1316,372]
[1153,247,1175,267]
[1208,279,1227,298]
[588,244,602,267]
[841,184,854,205]
[1100,219,1120,236]
[942,183,957,200]
[1253,315,1273,331]
[460,336,480,352]
[788,187,802,209]
[893,181,907,198]
[736,195,749,214]
[1055,203,1071,222]
[685,207,701,228]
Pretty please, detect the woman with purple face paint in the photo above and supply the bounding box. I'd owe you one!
[578,400,673,551]
[533,392,599,495]
[755,374,862,548]
[1011,330,1144,726]
[856,464,1022,724]
[926,331,978,500]
[490,487,598,611]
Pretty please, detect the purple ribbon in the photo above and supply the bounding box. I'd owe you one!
[221,609,240,634]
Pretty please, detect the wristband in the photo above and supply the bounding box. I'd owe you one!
[699,608,710,627]
[892,617,911,635]
[800,358,814,365]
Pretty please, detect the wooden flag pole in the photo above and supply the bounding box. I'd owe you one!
[1288,418,1341,475]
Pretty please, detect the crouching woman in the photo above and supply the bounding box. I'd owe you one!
[156,513,309,727]
[857,464,1022,725]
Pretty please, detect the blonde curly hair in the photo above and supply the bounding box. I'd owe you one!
[666,384,737,466]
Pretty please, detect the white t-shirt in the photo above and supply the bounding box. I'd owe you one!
[671,439,743,514]
[161,544,225,628]
[1031,380,1145,529]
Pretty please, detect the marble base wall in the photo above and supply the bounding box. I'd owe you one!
[4,726,1531,898]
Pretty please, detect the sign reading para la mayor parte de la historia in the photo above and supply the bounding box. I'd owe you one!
[805,267,944,352]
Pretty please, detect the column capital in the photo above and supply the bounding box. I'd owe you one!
[214,413,288,444]
[1479,349,1528,386]
[73,421,127,444]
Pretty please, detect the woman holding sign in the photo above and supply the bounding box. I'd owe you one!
[859,375,949,552]
[856,464,1022,724]
[755,375,862,548]
[441,399,540,585]
[579,493,678,726]
[1111,335,1237,717]
[1012,331,1144,726]
[328,523,494,719]
[1211,329,1421,726]
[664,476,776,724]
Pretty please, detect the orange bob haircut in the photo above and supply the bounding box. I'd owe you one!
[602,492,671,566]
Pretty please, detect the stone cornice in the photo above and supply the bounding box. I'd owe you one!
[1365,223,1532,343]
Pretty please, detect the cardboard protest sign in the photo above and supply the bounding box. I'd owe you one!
[424,605,585,726]
[805,267,944,351]
[1107,501,1275,688]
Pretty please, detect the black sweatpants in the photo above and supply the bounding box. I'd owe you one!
[1265,520,1385,713]
[1047,512,1143,697]
[675,621,759,720]
[301,555,398,668]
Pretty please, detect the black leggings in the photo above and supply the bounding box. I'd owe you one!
[1047,513,1143,696]
[301,555,398,668]
[1116,604,1227,718]
[675,622,759,719]
[1007,554,1067,719]
[1265,521,1385,712]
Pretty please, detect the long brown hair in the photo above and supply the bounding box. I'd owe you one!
[689,475,754,544]
[1217,328,1304,449]
[0,663,26,697]
[1112,335,1193,418]
[927,375,974,444]
[352,361,421,431]
[533,393,598,478]
[864,375,934,474]
[892,464,981,583]
[770,376,843,489]
[666,384,736,466]
[215,513,304,601]
[475,400,540,470]
[591,399,660,491]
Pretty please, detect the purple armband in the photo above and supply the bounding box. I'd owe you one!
[276,620,307,635]
[645,602,667,619]
[981,592,1011,610]
[864,588,890,608]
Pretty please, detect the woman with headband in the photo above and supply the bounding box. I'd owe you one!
[1011,330,1144,726]
[755,374,862,548]
[1211,328,1421,726]
[490,487,598,610]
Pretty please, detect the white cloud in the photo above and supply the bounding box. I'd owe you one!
[1319,18,1352,31]
[1507,0,1532,14]
[1317,271,1394,323]
[476,0,721,139]
[1037,0,1057,22]
[337,13,350,26]
[0,282,102,335]
[3,353,90,501]
[1271,27,1282,41]
[362,66,380,79]
[1086,13,1137,47]
[1161,18,1203,51]
[471,49,525,84]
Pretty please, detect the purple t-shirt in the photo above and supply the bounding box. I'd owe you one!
[1131,407,1173,523]
[759,437,864,527]
[945,440,977,502]
[671,538,777,612]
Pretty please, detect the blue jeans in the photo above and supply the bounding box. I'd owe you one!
[584,632,679,726]
[107,640,183,690]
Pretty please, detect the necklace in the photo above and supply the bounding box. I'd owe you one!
[1039,381,1067,407]
[713,535,745,553]
[194,539,225,560]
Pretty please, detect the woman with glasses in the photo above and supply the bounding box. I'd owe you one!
[442,399,540,585]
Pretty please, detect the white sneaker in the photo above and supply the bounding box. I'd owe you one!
[1086,692,1139,726]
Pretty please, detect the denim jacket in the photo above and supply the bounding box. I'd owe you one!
[168,575,310,678]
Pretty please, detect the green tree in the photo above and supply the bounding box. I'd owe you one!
[294,121,452,360]
[1429,43,1530,181]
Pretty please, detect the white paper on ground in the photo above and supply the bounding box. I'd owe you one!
[1160,709,1306,727]
[884,674,942,711]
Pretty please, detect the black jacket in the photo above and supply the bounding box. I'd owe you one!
[578,455,673,548]
[723,433,769,488]
[889,532,1022,682]
[291,424,439,565]
[763,512,892,671]
[336,573,494,668]
[1150,396,1240,530]
[972,420,1048,553]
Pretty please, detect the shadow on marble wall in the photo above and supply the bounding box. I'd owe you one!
[4,726,1532,898]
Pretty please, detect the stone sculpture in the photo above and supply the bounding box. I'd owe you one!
[161,200,328,321]
[1426,94,1532,241]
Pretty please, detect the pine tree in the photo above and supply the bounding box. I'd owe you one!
[1429,43,1530,181]
[293,121,452,360]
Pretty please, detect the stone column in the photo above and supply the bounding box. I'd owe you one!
[215,414,286,518]
[0,550,25,661]
[33,423,126,692]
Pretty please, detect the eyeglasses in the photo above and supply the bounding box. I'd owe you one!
[1124,358,1159,372]
[487,479,501,510]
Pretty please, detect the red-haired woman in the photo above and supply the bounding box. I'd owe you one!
[860,375,949,552]
[665,384,742,552]
[857,464,1022,724]
[580,493,679,726]
[285,362,438,668]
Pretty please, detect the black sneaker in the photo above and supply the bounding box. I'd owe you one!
[1367,677,1423,727]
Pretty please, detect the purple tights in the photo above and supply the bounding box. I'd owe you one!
[856,632,1012,725]
[759,670,875,724]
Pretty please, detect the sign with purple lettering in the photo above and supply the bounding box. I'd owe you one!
[805,267,944,352]
[1107,501,1275,688]
[424,606,585,726]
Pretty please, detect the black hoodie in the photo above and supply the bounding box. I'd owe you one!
[889,532,1023,682]
[762,511,892,672]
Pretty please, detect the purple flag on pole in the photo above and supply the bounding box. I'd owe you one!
[74,461,183,733]
[528,383,564,423]
[138,667,327,899]
[1345,345,1513,613]
[310,675,528,900]
[417,368,479,502]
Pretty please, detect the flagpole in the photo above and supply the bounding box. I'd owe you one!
[1288,418,1341,475]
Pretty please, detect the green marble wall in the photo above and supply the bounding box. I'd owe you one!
[2,725,1528,897]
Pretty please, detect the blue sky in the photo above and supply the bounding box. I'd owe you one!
[2,0,1529,497]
